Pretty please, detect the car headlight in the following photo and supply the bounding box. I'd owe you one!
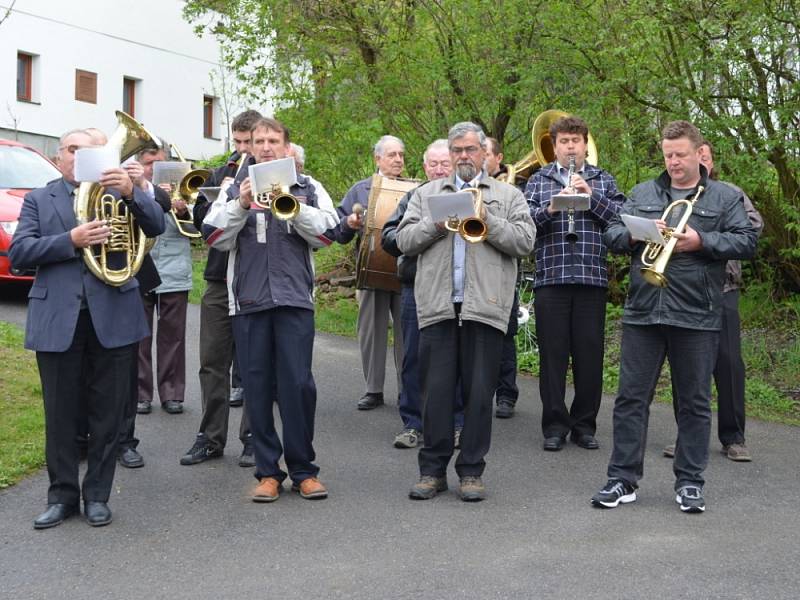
[0,220,18,235]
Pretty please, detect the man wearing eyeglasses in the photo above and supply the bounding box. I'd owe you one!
[10,128,165,529]
[396,122,535,502]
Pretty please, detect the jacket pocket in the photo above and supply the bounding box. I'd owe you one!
[688,207,721,234]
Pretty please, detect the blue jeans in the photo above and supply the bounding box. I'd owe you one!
[608,324,718,490]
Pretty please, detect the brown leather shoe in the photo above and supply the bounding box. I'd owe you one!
[252,477,281,503]
[723,443,752,462]
[292,477,328,499]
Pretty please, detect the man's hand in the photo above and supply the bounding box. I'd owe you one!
[569,174,591,195]
[99,168,134,199]
[239,177,253,209]
[347,203,364,229]
[124,161,147,190]
[672,225,702,252]
[71,220,110,248]
[158,183,173,194]
[172,197,189,216]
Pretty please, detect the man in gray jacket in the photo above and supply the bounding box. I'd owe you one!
[591,121,758,514]
[396,122,535,502]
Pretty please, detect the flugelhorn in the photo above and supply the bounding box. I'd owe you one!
[253,183,301,220]
[74,110,161,286]
[169,144,211,238]
[444,187,487,243]
[640,185,705,288]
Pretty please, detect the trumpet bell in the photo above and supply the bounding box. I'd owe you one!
[641,267,668,288]
[271,192,300,220]
[459,217,488,243]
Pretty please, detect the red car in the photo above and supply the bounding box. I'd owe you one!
[0,138,61,282]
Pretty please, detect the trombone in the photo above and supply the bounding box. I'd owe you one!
[169,144,212,238]
[640,186,705,288]
[444,187,487,243]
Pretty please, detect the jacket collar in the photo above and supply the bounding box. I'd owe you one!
[50,177,78,231]
[539,160,602,182]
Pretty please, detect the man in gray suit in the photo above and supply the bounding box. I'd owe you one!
[10,128,165,529]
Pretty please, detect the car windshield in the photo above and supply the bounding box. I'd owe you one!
[0,145,61,189]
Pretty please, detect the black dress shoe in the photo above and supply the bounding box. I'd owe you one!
[229,387,245,407]
[571,433,600,449]
[118,447,144,468]
[495,398,515,419]
[162,400,183,414]
[84,501,112,527]
[33,503,78,529]
[357,392,384,410]
[543,436,567,451]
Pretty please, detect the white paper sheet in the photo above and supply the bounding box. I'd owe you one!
[621,214,666,245]
[426,191,476,223]
[74,147,119,183]
[153,161,192,187]
[248,157,297,195]
[198,186,223,203]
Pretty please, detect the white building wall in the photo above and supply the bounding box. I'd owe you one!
[0,0,272,160]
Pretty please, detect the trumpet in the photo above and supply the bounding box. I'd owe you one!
[252,183,301,220]
[640,185,705,288]
[169,144,211,238]
[444,187,487,243]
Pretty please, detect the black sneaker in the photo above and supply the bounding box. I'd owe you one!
[495,398,515,419]
[675,485,705,513]
[238,443,255,468]
[591,478,637,508]
[180,434,223,465]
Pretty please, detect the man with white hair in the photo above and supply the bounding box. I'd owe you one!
[289,143,306,173]
[333,135,406,411]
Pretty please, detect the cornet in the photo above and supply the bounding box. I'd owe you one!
[252,183,301,220]
[640,185,705,288]
[444,187,487,243]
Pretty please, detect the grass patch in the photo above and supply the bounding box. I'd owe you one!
[189,242,208,305]
[0,322,44,489]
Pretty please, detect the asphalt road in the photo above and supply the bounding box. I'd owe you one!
[0,284,798,599]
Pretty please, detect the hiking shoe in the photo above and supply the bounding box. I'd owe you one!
[292,477,328,499]
[676,485,706,513]
[495,398,515,419]
[394,428,421,449]
[459,476,486,502]
[238,443,255,467]
[409,476,447,500]
[179,434,223,465]
[663,444,675,458]
[454,427,463,449]
[723,443,752,462]
[591,478,637,508]
[252,477,281,502]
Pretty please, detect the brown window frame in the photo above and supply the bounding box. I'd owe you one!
[17,52,33,101]
[75,69,98,104]
[123,77,136,117]
[203,95,215,138]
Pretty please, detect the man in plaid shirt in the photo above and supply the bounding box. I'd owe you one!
[524,115,625,451]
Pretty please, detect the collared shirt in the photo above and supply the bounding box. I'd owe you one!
[555,161,586,187]
[451,172,481,302]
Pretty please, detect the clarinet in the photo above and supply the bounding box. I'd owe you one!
[565,155,579,243]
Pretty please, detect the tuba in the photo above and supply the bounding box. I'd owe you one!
[444,187,487,243]
[74,111,161,286]
[640,185,705,288]
[252,184,301,220]
[500,110,599,187]
[168,144,211,238]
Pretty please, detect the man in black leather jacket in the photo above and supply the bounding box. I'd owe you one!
[590,120,758,514]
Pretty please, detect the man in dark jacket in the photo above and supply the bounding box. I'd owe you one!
[591,120,758,514]
[179,109,261,467]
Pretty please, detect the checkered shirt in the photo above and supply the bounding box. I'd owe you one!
[524,162,625,288]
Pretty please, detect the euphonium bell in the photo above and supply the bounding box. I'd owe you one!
[444,187,487,243]
[74,110,161,286]
[253,183,301,220]
[640,186,705,288]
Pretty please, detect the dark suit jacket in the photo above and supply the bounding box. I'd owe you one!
[9,178,165,352]
[135,184,172,293]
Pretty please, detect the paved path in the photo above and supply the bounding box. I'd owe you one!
[0,286,798,599]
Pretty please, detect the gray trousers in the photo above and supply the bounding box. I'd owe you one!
[357,289,403,395]
[197,280,250,450]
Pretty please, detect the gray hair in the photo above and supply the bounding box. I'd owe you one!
[423,139,449,163]
[291,143,306,167]
[59,129,91,145]
[447,122,486,148]
[373,135,405,157]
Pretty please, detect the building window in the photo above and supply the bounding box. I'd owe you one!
[75,69,97,104]
[123,77,137,117]
[203,95,216,138]
[17,52,33,101]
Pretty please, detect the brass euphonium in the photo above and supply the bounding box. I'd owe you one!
[169,144,211,238]
[444,187,487,243]
[640,185,705,288]
[252,183,301,220]
[74,110,161,286]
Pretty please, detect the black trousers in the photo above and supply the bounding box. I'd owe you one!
[496,292,519,403]
[37,310,132,505]
[233,307,318,484]
[418,315,503,478]
[118,288,149,452]
[534,285,607,437]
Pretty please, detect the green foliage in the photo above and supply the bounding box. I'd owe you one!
[0,322,44,488]
[195,152,229,170]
